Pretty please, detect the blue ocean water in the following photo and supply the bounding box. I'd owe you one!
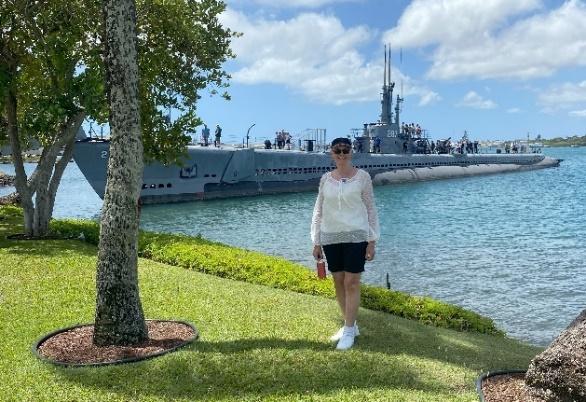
[1,147,584,346]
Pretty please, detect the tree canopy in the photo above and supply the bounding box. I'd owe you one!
[136,0,235,163]
[2,0,235,162]
[1,0,236,236]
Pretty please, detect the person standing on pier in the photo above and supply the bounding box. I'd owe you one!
[311,137,380,350]
[214,124,222,147]
[202,124,210,146]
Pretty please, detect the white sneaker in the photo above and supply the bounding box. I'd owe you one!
[330,324,359,342]
[336,326,356,350]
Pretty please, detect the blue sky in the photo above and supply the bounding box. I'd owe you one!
[195,0,586,143]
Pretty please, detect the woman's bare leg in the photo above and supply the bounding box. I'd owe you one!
[332,272,346,317]
[343,272,361,327]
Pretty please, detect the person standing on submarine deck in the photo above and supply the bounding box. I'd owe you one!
[311,137,380,350]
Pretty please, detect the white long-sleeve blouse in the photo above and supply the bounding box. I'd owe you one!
[311,169,380,246]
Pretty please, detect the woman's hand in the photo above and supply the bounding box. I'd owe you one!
[365,242,376,261]
[313,245,323,260]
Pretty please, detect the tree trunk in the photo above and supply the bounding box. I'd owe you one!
[5,86,84,237]
[526,309,586,401]
[93,0,147,346]
[4,81,34,232]
[31,112,85,237]
[47,124,79,217]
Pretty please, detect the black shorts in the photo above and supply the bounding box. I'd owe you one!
[322,242,368,273]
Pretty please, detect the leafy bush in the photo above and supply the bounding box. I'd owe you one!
[41,214,503,335]
[47,216,503,335]
[50,219,101,245]
[0,205,23,218]
[142,234,504,335]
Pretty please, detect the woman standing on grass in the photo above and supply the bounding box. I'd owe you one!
[311,137,380,350]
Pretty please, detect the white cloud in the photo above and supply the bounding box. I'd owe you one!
[383,0,586,80]
[507,107,521,113]
[224,10,371,74]
[457,91,497,109]
[569,109,586,117]
[417,91,442,106]
[383,0,540,48]
[222,9,440,105]
[539,80,586,106]
[233,0,360,8]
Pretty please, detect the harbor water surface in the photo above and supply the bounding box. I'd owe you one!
[2,147,584,346]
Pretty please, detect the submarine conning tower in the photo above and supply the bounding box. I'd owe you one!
[355,45,416,154]
[380,43,393,125]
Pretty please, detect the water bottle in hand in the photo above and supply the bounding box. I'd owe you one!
[316,259,326,279]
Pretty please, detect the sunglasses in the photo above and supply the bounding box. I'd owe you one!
[333,147,351,154]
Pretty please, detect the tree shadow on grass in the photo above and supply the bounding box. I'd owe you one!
[0,218,20,236]
[0,237,97,257]
[55,310,539,401]
[0,216,96,258]
[57,337,456,401]
[0,215,93,257]
[356,307,541,369]
[5,243,540,400]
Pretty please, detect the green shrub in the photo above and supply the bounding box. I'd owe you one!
[50,219,101,244]
[44,215,503,336]
[0,205,23,218]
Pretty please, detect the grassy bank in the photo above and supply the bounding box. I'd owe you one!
[50,216,501,335]
[0,208,542,401]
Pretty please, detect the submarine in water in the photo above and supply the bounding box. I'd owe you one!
[73,48,561,204]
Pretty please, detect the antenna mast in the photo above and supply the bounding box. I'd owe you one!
[384,44,387,88]
[381,44,396,125]
[388,44,391,85]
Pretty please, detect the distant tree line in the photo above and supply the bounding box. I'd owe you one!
[541,134,586,147]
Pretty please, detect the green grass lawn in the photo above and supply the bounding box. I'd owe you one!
[0,212,542,401]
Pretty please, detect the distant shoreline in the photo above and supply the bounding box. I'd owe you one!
[543,143,584,148]
[1,155,41,164]
[542,135,586,147]
[0,171,15,187]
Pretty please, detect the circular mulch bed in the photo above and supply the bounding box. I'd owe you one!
[34,320,198,367]
[478,371,546,402]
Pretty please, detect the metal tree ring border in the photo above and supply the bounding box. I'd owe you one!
[475,369,527,402]
[32,319,199,368]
